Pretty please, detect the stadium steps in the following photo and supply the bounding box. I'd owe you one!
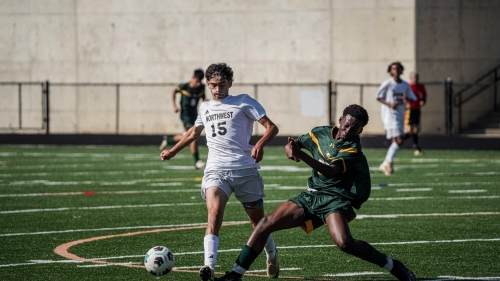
[464,111,500,135]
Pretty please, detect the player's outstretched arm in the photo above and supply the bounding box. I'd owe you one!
[285,137,343,178]
[160,125,204,161]
[252,116,279,163]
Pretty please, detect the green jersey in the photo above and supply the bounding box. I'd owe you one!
[175,83,206,116]
[296,126,371,209]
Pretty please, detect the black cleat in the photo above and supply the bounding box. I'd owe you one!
[199,265,214,281]
[214,271,242,281]
[390,260,416,281]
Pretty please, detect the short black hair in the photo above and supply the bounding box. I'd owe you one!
[343,104,369,127]
[205,63,233,81]
[193,69,204,80]
[387,61,404,73]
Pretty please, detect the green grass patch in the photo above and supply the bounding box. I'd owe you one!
[0,145,499,280]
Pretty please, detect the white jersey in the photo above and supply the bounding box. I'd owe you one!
[376,78,416,130]
[195,94,266,171]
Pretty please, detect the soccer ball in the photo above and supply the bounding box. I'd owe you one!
[144,246,175,276]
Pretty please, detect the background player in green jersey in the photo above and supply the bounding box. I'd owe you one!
[160,69,207,169]
[215,104,416,281]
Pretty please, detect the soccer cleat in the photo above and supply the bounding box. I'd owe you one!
[214,271,242,281]
[390,259,416,281]
[199,265,215,281]
[195,160,206,169]
[159,135,168,151]
[379,161,393,176]
[266,250,279,278]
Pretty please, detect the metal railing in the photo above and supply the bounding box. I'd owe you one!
[452,63,500,133]
[4,73,497,136]
[1,81,333,135]
[0,81,49,133]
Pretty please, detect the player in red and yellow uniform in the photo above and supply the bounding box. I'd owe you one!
[408,71,427,156]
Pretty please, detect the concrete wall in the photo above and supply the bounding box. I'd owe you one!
[415,0,500,133]
[331,0,416,134]
[1,0,499,136]
[0,0,332,135]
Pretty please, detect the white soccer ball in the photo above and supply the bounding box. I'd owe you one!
[144,246,175,276]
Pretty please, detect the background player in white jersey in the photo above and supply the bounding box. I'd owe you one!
[376,62,416,176]
[160,63,280,281]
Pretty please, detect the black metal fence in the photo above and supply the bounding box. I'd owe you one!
[2,76,498,136]
[451,64,500,133]
[1,81,333,136]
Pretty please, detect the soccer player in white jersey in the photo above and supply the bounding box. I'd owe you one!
[376,62,416,176]
[160,63,280,281]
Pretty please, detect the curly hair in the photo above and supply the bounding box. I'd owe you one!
[205,63,234,81]
[343,104,369,127]
[193,69,204,80]
[387,61,404,73]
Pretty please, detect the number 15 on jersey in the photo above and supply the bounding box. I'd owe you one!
[211,122,227,137]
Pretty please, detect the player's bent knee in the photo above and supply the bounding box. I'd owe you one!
[334,238,354,253]
[254,215,274,233]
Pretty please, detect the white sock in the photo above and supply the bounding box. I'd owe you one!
[204,234,219,269]
[385,142,400,163]
[232,264,246,275]
[264,234,276,260]
[383,257,394,271]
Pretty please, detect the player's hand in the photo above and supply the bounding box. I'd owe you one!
[160,150,176,161]
[251,144,264,163]
[173,106,180,113]
[284,137,301,162]
[420,101,425,107]
[389,102,398,109]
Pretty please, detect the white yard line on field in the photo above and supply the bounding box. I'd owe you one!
[246,268,301,273]
[2,178,172,187]
[372,182,498,188]
[0,170,168,178]
[356,212,500,219]
[434,277,500,281]
[0,260,83,268]
[1,237,499,268]
[396,188,433,192]
[67,237,500,261]
[448,189,487,193]
[0,200,285,215]
[426,171,500,176]
[0,187,189,198]
[2,212,499,237]
[324,271,386,277]
[2,195,499,215]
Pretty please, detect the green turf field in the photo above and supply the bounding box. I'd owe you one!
[0,145,499,281]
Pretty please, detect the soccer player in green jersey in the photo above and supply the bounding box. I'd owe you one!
[160,69,207,169]
[215,104,416,281]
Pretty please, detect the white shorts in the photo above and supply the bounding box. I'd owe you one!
[201,168,265,203]
[385,126,404,139]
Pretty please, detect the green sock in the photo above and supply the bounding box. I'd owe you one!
[193,151,200,162]
[236,245,259,270]
[365,245,389,267]
[166,136,176,145]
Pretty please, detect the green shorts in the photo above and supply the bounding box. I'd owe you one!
[289,192,355,234]
[180,112,197,131]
